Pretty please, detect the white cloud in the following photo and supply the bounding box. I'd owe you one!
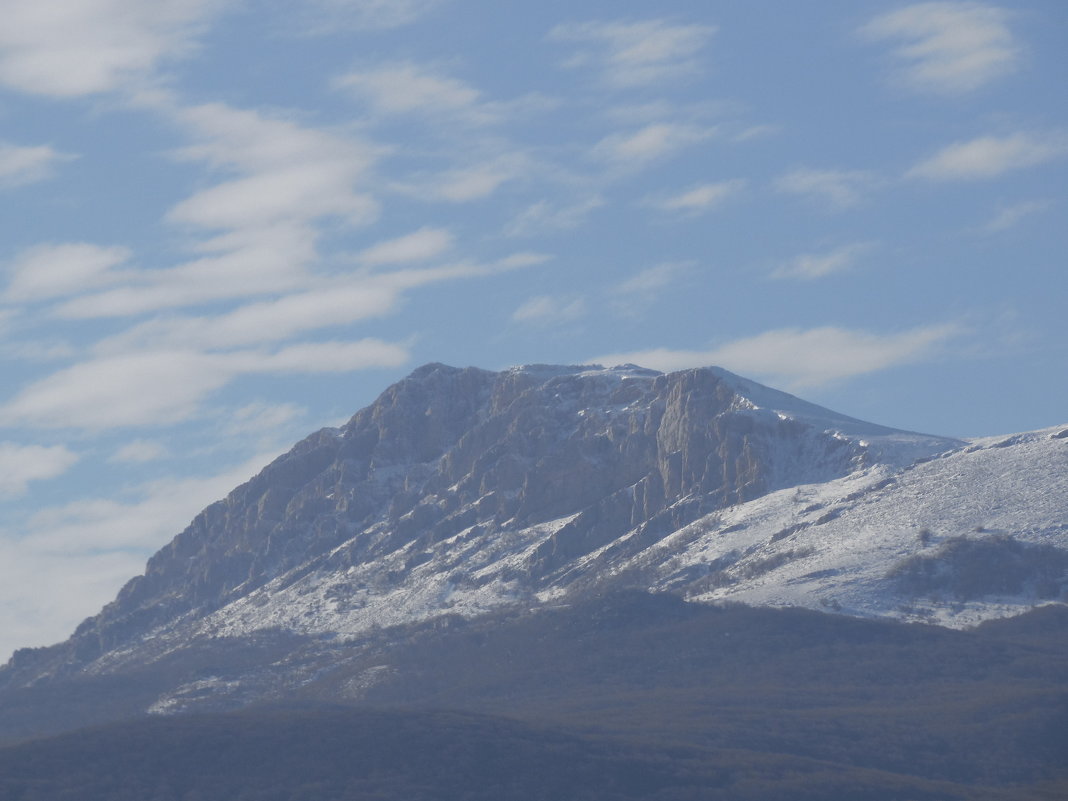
[90,260,512,354]
[336,66,544,206]
[225,402,303,437]
[390,149,533,205]
[504,197,604,237]
[25,464,259,552]
[91,290,376,352]
[335,60,556,132]
[0,341,409,430]
[0,337,75,362]
[495,252,553,271]
[302,0,441,32]
[182,285,396,347]
[512,295,586,324]
[54,224,319,319]
[0,0,224,97]
[415,160,522,202]
[549,19,715,88]
[615,262,690,295]
[1,351,236,430]
[170,168,374,232]
[982,199,1050,232]
[110,439,169,463]
[246,340,409,373]
[647,179,745,214]
[592,324,962,389]
[357,227,453,265]
[610,262,691,316]
[775,167,877,209]
[861,2,1020,95]
[4,243,131,302]
[168,101,379,245]
[595,123,714,166]
[336,61,480,116]
[771,242,874,281]
[0,141,74,187]
[0,442,79,497]
[734,124,779,142]
[908,132,1068,180]
[53,101,382,319]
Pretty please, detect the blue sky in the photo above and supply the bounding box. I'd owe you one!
[0,0,1065,660]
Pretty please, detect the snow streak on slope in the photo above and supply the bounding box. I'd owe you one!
[196,513,580,642]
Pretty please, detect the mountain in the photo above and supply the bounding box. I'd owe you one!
[1,363,1066,748]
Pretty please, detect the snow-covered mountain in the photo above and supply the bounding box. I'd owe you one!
[3,363,1066,713]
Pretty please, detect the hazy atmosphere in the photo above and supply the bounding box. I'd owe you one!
[1,0,1065,662]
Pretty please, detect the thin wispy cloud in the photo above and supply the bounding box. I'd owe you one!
[169,101,379,230]
[0,442,79,498]
[733,124,779,142]
[52,226,314,319]
[982,199,1050,232]
[611,262,691,316]
[110,439,169,464]
[775,167,878,210]
[50,100,381,319]
[423,162,518,202]
[549,19,715,88]
[511,295,586,325]
[592,324,962,389]
[356,227,454,265]
[861,2,1020,95]
[92,285,394,352]
[771,243,874,281]
[301,0,442,33]
[3,243,131,302]
[224,402,304,439]
[336,61,482,118]
[0,341,409,430]
[647,179,745,215]
[0,142,73,188]
[615,262,690,295]
[89,258,528,355]
[504,197,604,238]
[25,451,280,555]
[595,123,714,167]
[908,131,1068,180]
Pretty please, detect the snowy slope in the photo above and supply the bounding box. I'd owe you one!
[644,425,1068,626]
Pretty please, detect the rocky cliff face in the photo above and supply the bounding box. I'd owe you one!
[0,363,971,688]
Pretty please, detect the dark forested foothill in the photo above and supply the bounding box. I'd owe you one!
[1,596,1066,801]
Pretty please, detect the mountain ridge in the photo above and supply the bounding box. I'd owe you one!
[2,363,1065,713]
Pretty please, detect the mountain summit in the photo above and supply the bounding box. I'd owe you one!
[3,363,1066,722]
